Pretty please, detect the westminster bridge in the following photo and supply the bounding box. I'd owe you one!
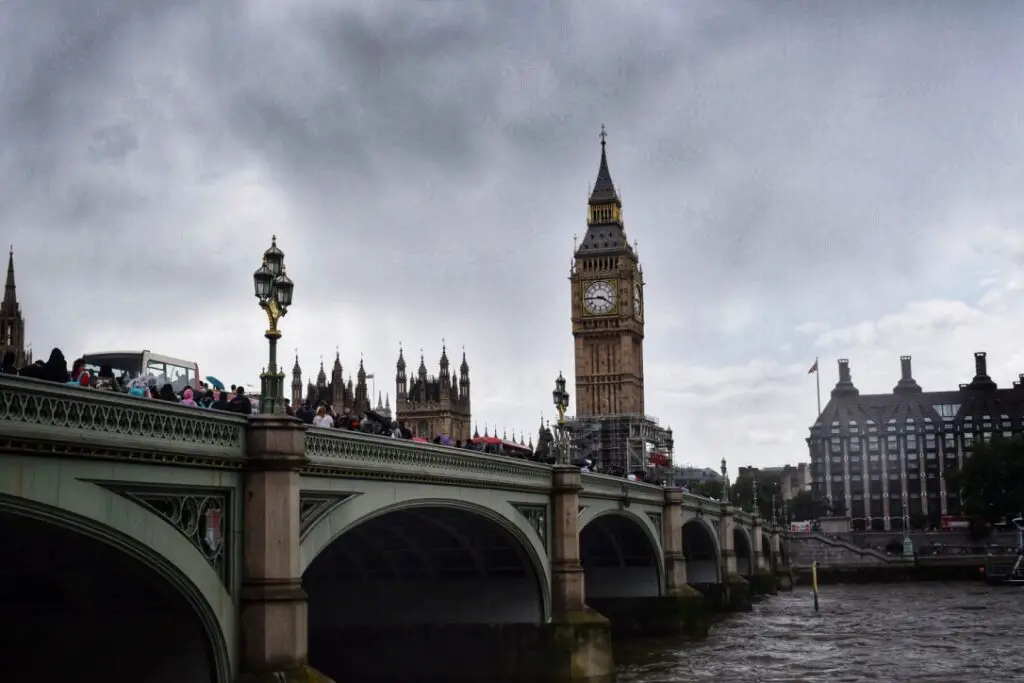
[0,375,790,683]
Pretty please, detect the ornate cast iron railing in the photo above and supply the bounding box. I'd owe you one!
[0,375,247,465]
[304,427,554,491]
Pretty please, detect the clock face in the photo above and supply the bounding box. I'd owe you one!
[633,283,642,318]
[583,280,617,315]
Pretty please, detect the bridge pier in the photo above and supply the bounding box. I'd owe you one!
[717,506,751,612]
[748,518,777,597]
[771,531,794,591]
[238,415,330,683]
[549,464,616,682]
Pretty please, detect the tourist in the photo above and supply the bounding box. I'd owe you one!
[0,351,16,375]
[313,405,334,428]
[94,365,121,392]
[229,387,253,415]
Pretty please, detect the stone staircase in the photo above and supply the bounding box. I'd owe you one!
[785,533,902,568]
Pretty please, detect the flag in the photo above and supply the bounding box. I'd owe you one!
[807,360,818,374]
[365,374,375,380]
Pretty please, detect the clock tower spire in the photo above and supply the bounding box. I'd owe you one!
[570,127,645,417]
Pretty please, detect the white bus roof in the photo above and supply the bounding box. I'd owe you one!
[82,350,197,368]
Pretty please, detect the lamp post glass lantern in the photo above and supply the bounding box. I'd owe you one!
[253,235,294,415]
[552,372,571,465]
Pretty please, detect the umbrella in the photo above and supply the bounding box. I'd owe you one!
[412,437,430,443]
[205,376,225,391]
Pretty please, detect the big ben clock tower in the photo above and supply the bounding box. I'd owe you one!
[570,127,645,418]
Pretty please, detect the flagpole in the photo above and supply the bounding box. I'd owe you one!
[815,356,821,416]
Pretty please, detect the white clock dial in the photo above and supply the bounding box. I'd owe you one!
[633,283,642,318]
[583,280,617,315]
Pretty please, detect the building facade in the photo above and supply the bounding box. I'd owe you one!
[0,249,30,369]
[291,352,384,418]
[566,130,669,474]
[395,345,471,442]
[738,464,811,501]
[808,353,1024,531]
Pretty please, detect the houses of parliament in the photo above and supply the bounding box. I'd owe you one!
[291,345,472,443]
[0,249,31,370]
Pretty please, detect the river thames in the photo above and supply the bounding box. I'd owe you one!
[615,584,1024,682]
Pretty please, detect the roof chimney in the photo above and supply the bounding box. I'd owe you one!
[894,355,923,395]
[831,358,859,398]
[969,351,997,391]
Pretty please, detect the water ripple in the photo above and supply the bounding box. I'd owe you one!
[615,584,1024,683]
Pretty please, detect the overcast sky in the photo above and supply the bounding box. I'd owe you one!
[3,1,1024,474]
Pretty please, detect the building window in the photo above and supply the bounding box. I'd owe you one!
[907,434,917,449]
[887,436,898,450]
[888,453,899,461]
[831,437,841,452]
[868,436,879,451]
[944,434,955,449]
[850,439,861,452]
[925,435,936,449]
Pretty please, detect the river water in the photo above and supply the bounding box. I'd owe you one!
[615,584,1024,682]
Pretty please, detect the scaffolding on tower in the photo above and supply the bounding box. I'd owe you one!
[564,413,673,478]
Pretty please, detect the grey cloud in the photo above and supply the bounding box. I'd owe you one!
[3,1,1024,467]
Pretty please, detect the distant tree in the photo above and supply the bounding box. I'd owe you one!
[729,471,780,519]
[788,490,815,522]
[692,479,724,500]
[944,434,1024,526]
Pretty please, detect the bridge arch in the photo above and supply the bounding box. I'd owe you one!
[302,498,550,679]
[734,526,754,577]
[0,494,231,683]
[682,517,721,584]
[579,510,663,599]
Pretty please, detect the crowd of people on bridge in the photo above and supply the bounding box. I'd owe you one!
[5,347,668,484]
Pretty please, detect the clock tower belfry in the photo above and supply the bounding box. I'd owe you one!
[570,127,645,418]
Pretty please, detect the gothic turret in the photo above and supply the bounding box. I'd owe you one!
[418,352,428,381]
[0,248,28,369]
[354,358,369,413]
[396,345,408,400]
[316,357,327,389]
[459,350,470,400]
[291,353,303,407]
[331,351,345,407]
[439,343,450,377]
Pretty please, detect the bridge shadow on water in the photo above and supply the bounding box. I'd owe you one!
[0,510,216,682]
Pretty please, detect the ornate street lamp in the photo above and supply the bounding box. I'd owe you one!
[253,235,294,415]
[551,372,571,465]
[720,457,730,504]
[771,481,779,527]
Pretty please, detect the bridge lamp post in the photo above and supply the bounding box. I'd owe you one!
[253,235,294,415]
[751,473,759,518]
[664,427,675,487]
[720,458,730,504]
[551,372,571,466]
